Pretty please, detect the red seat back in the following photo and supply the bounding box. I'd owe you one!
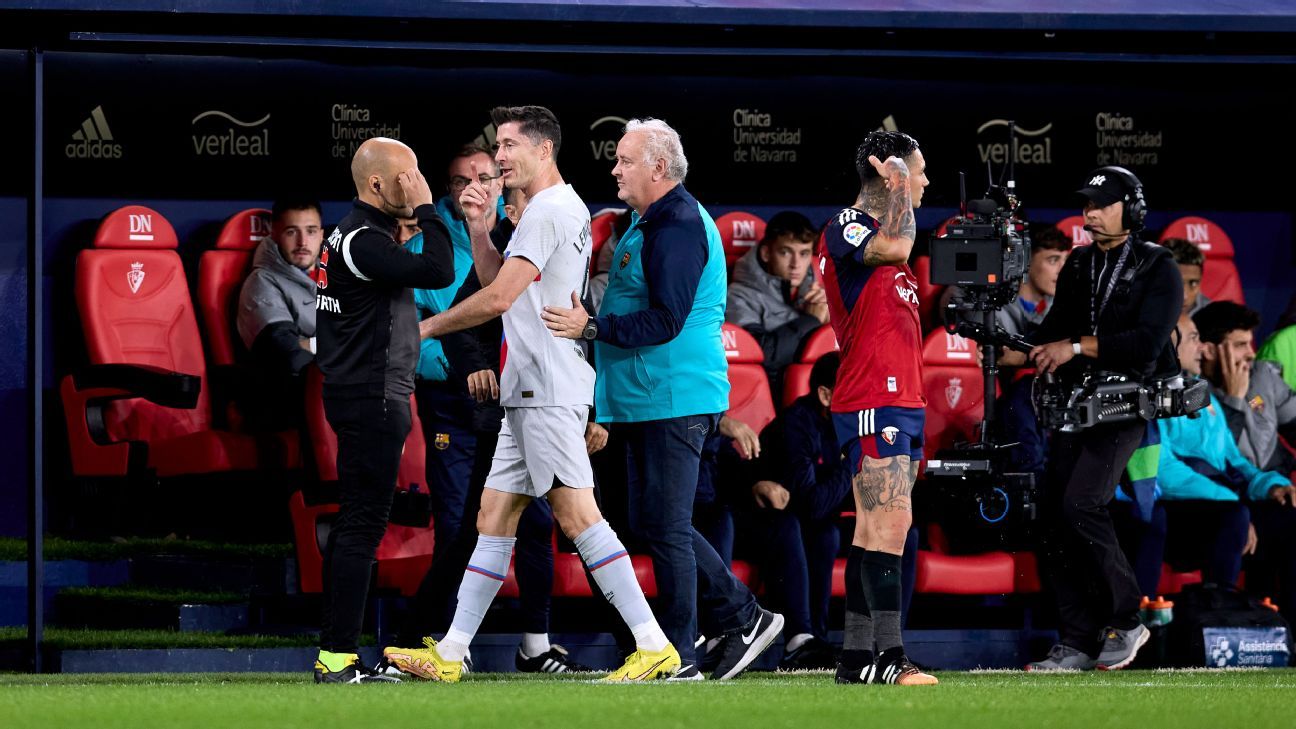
[303,365,424,490]
[77,206,211,443]
[198,208,271,366]
[1054,215,1094,248]
[715,211,766,269]
[722,323,775,433]
[781,325,839,407]
[920,329,985,459]
[589,208,626,268]
[1160,216,1244,304]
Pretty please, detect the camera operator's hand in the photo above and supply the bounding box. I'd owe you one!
[1219,343,1252,401]
[1029,340,1076,375]
[752,480,790,511]
[999,348,1029,367]
[1268,484,1296,507]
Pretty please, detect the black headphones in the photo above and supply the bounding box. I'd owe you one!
[1091,165,1147,232]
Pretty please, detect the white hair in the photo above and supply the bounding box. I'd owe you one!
[624,117,688,182]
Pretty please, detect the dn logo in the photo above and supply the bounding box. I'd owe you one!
[128,214,154,242]
[722,327,739,357]
[1186,223,1211,245]
[250,214,272,241]
[732,220,757,240]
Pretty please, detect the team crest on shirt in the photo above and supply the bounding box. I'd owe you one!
[842,222,868,247]
[946,377,963,408]
[881,426,899,446]
[620,252,631,270]
[1249,395,1265,413]
[434,433,450,451]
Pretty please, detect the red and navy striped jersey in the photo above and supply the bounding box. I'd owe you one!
[817,207,925,412]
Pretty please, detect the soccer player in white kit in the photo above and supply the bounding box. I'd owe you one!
[382,106,680,682]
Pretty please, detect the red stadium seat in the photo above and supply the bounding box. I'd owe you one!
[291,365,436,596]
[1156,565,1203,596]
[589,208,626,267]
[715,211,766,269]
[1054,215,1094,248]
[911,254,945,333]
[60,205,298,479]
[722,323,776,434]
[921,329,989,459]
[197,208,271,367]
[915,550,1017,595]
[781,325,838,407]
[1159,216,1245,304]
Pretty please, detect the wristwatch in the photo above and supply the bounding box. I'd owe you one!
[1071,335,1082,356]
[582,318,599,341]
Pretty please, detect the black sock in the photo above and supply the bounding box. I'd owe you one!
[862,550,904,653]
[841,546,874,669]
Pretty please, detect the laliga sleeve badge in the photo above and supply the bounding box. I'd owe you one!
[881,426,899,446]
[843,222,867,247]
[434,433,451,451]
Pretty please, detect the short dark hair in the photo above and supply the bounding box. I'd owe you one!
[1030,225,1071,254]
[809,351,841,392]
[759,211,817,248]
[1193,301,1260,345]
[490,105,562,155]
[271,198,321,224]
[1163,237,1205,268]
[856,131,920,187]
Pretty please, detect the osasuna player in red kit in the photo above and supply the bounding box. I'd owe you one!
[818,130,937,686]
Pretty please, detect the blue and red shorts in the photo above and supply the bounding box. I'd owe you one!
[832,406,925,473]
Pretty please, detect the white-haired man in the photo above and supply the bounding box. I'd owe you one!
[543,118,783,680]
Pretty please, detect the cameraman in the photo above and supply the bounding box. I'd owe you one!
[1024,167,1182,672]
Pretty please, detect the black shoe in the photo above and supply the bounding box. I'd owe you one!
[710,607,785,680]
[779,636,836,671]
[314,656,402,684]
[873,648,938,685]
[516,644,592,673]
[695,635,722,673]
[834,650,875,684]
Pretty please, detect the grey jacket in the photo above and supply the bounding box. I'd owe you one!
[725,247,821,376]
[237,237,317,350]
[1216,360,1296,472]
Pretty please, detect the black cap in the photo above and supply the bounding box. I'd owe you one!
[1076,169,1128,207]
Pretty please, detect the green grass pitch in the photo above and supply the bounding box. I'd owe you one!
[2,669,1294,729]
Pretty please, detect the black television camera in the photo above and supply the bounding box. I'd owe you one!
[921,124,1040,551]
[1032,371,1211,432]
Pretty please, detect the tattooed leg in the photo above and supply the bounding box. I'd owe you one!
[852,455,916,555]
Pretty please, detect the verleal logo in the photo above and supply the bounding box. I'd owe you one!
[977,119,1052,165]
[589,116,629,161]
[192,110,270,157]
[66,106,123,159]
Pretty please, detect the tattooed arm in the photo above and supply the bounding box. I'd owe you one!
[860,155,916,267]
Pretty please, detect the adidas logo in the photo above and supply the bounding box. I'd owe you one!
[66,106,123,160]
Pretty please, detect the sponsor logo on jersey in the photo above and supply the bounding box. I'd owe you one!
[837,208,861,227]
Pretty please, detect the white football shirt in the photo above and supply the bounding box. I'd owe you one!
[499,183,595,408]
